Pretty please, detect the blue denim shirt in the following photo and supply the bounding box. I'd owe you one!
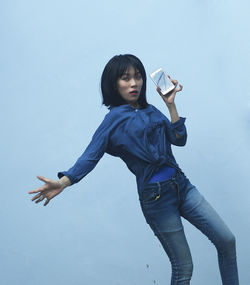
[58,104,187,193]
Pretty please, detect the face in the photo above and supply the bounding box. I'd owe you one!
[116,66,143,107]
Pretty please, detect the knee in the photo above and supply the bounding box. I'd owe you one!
[224,233,236,249]
[181,261,193,279]
[217,233,237,255]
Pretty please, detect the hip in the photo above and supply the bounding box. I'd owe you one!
[138,171,196,212]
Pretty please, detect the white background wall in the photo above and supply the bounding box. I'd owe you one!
[1,0,249,284]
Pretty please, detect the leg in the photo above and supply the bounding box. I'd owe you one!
[139,180,194,285]
[156,229,193,285]
[180,186,239,285]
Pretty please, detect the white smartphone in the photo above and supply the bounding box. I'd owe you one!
[150,67,175,95]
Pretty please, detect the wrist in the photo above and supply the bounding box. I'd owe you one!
[165,102,176,110]
[58,176,71,189]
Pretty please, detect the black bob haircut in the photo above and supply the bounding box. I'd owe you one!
[101,54,149,109]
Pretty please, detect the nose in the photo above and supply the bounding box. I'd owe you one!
[130,77,137,86]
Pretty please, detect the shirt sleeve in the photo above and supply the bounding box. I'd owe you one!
[150,104,187,146]
[58,114,111,185]
[165,116,187,146]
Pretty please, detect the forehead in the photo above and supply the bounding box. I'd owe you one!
[122,65,140,75]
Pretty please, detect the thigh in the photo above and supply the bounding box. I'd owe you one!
[139,182,183,234]
[139,183,193,271]
[180,187,234,245]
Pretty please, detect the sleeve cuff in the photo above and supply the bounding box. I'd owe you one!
[170,117,186,130]
[57,171,75,185]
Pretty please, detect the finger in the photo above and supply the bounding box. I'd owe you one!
[35,195,46,204]
[156,86,163,96]
[175,84,183,92]
[171,79,178,86]
[31,192,43,201]
[44,198,50,206]
[37,175,50,184]
[28,186,45,194]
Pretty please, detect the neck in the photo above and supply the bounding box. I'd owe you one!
[129,102,140,109]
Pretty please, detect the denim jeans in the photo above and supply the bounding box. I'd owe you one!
[139,171,239,285]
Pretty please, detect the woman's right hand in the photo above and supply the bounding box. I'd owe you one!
[28,175,65,206]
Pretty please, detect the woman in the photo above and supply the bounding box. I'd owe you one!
[29,54,239,284]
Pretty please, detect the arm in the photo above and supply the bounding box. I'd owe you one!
[58,175,72,188]
[29,113,112,206]
[57,114,111,185]
[29,124,108,206]
[166,102,180,132]
[156,77,187,145]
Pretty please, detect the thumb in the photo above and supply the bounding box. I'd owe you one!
[37,175,50,184]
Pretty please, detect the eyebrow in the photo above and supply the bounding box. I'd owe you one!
[122,70,141,76]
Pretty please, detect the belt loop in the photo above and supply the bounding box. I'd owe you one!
[156,181,161,191]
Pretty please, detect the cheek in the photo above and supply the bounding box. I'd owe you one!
[118,86,125,95]
[117,81,125,91]
[117,83,127,98]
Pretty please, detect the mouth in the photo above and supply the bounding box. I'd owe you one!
[129,90,138,95]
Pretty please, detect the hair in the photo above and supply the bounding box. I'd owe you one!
[101,54,148,109]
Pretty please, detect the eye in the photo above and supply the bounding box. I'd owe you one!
[121,75,129,81]
[135,73,142,80]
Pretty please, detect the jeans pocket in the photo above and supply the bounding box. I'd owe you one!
[139,186,161,206]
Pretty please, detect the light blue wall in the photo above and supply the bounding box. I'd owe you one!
[1,0,249,284]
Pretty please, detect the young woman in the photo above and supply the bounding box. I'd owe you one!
[29,54,239,284]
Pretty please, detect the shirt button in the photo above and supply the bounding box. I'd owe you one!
[135,109,138,112]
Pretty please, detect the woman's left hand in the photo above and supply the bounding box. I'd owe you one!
[156,76,183,107]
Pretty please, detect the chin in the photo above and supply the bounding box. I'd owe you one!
[129,100,138,104]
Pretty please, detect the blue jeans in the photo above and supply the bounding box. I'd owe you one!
[139,171,239,285]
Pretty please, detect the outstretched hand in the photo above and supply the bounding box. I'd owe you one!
[28,176,64,206]
[157,75,183,107]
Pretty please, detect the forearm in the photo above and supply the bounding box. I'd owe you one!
[165,102,180,124]
[164,102,182,139]
[58,175,72,189]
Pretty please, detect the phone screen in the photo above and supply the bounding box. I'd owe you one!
[150,68,175,95]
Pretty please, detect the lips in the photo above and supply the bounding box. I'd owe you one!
[129,90,138,95]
